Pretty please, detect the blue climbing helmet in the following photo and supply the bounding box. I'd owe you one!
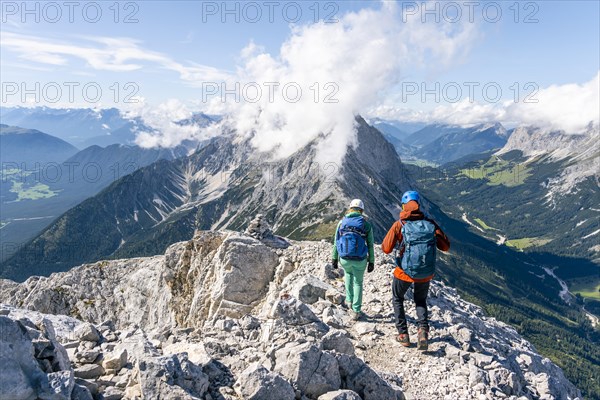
[401,190,420,205]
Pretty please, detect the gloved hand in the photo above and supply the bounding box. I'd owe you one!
[367,262,374,273]
[331,259,338,269]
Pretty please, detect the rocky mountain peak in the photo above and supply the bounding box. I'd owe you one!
[0,222,582,400]
[1,116,413,280]
[497,125,597,159]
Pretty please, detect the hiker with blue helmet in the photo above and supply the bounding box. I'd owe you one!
[331,199,375,321]
[382,191,450,350]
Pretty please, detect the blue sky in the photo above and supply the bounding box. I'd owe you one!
[1,1,599,119]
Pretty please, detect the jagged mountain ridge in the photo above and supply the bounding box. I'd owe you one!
[497,123,600,199]
[415,123,508,164]
[0,228,582,400]
[375,122,511,164]
[0,117,413,280]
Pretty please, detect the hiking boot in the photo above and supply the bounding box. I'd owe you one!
[350,310,362,321]
[417,328,429,351]
[396,333,410,347]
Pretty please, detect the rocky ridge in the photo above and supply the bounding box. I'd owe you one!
[496,124,600,198]
[0,226,581,400]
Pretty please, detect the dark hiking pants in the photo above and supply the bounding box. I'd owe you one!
[392,277,430,334]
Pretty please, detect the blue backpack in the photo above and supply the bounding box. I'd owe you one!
[336,216,368,260]
[398,219,437,279]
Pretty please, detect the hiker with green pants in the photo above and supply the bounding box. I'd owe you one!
[331,199,375,320]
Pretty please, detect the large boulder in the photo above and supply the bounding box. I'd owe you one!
[233,364,295,400]
[138,353,209,399]
[321,329,355,356]
[74,323,100,343]
[0,316,74,400]
[207,233,279,319]
[102,349,128,371]
[290,274,334,304]
[274,342,341,398]
[269,294,322,326]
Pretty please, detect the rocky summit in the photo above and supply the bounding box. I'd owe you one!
[0,223,581,400]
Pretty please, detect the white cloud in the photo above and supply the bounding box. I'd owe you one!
[200,1,477,166]
[505,72,599,133]
[1,32,231,82]
[126,99,221,148]
[2,2,479,161]
[368,73,600,133]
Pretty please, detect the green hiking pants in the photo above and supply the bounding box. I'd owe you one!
[340,258,367,313]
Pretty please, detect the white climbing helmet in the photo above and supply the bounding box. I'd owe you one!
[349,199,364,211]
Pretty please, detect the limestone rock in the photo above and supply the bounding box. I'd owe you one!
[208,233,279,319]
[321,329,355,356]
[75,349,100,364]
[74,323,100,343]
[325,288,345,305]
[102,349,128,371]
[139,353,209,399]
[318,389,363,400]
[0,230,583,400]
[233,364,295,400]
[103,386,125,400]
[0,316,74,400]
[74,364,105,379]
[274,342,341,398]
[290,274,333,304]
[269,294,322,326]
[245,214,290,248]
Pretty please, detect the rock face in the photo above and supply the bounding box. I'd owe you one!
[0,315,81,400]
[0,225,583,400]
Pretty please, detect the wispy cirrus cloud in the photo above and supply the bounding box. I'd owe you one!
[1,32,231,82]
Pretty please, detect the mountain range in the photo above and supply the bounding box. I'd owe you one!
[0,107,134,148]
[0,126,190,261]
[1,116,412,278]
[1,111,598,397]
[368,119,511,165]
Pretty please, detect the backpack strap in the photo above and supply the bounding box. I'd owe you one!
[395,220,407,264]
[340,216,368,238]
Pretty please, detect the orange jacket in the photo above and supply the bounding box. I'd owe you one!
[381,201,450,283]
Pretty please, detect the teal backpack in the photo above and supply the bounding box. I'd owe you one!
[398,219,437,279]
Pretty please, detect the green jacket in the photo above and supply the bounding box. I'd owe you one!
[331,211,375,263]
